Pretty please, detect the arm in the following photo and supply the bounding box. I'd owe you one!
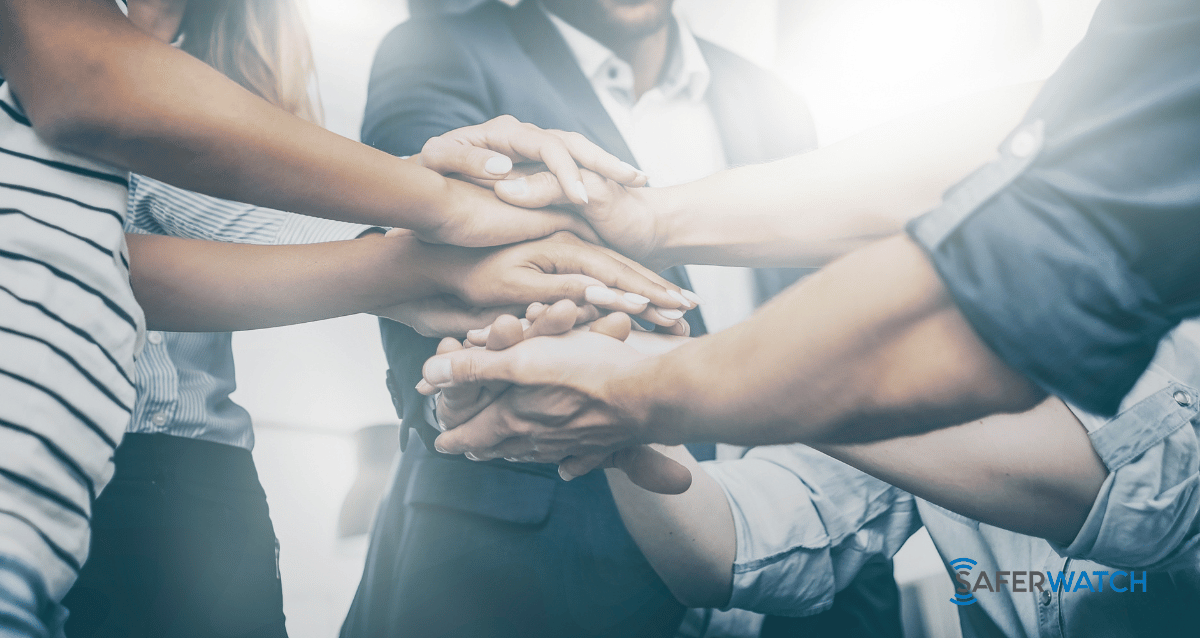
[0,0,636,247]
[129,231,682,332]
[495,82,1041,270]
[426,235,1044,457]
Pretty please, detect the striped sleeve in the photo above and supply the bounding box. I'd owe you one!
[127,174,375,245]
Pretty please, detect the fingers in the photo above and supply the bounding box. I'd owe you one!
[523,299,578,339]
[485,315,525,351]
[482,125,590,205]
[546,129,647,187]
[588,312,632,341]
[419,135,514,180]
[493,172,566,209]
[415,337,464,395]
[608,446,693,494]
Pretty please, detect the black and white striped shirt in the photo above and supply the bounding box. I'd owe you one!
[0,0,143,631]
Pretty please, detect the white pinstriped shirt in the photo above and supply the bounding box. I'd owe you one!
[125,174,373,450]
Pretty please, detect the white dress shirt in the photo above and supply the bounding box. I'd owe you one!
[543,6,758,336]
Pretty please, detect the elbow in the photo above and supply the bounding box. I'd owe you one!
[20,54,132,157]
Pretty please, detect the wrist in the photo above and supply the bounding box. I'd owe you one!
[605,354,678,445]
[379,232,446,302]
[641,185,689,270]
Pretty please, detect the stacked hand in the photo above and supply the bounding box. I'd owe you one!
[416,299,692,494]
[378,116,687,337]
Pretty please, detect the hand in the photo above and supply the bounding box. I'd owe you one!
[492,166,671,271]
[373,296,529,338]
[421,300,692,494]
[410,116,648,205]
[418,230,695,329]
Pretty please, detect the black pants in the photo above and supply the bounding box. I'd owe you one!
[63,433,288,638]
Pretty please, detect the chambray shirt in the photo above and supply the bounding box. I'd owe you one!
[125,175,372,449]
[702,322,1200,638]
[907,0,1200,416]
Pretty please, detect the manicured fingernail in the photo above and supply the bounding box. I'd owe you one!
[666,290,691,308]
[504,457,519,463]
[623,292,649,305]
[681,290,704,306]
[571,180,590,204]
[434,440,448,453]
[415,379,436,395]
[465,452,482,461]
[485,155,513,175]
[385,227,405,238]
[620,161,639,175]
[520,318,532,330]
[584,286,618,305]
[559,466,577,481]
[657,308,684,320]
[424,357,454,387]
[497,178,530,197]
[466,327,488,342]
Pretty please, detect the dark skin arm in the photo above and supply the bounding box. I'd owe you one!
[0,0,643,247]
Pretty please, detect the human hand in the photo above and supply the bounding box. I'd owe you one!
[409,115,647,205]
[417,230,695,330]
[490,166,673,271]
[420,300,691,494]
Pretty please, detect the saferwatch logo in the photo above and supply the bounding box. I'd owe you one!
[948,557,1147,606]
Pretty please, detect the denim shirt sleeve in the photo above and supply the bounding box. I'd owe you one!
[701,446,918,617]
[1053,321,1200,569]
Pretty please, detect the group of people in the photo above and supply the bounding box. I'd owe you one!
[1,0,1198,638]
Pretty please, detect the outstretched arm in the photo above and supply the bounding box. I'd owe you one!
[423,235,1044,459]
[0,0,642,247]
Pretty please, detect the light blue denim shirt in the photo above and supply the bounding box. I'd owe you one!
[700,321,1200,638]
[125,175,373,449]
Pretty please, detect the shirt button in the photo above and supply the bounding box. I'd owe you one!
[1174,390,1193,407]
[147,331,163,345]
[1010,130,1038,158]
[1040,590,1051,606]
[608,67,619,79]
[151,412,168,427]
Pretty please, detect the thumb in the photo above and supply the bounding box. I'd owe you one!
[494,171,569,209]
[422,346,523,390]
[420,136,514,179]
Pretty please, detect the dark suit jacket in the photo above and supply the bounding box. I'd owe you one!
[343,2,898,637]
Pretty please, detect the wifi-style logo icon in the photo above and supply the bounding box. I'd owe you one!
[949,557,979,606]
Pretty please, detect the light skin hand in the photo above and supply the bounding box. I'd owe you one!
[423,300,691,494]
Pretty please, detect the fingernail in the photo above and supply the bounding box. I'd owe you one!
[424,357,454,387]
[434,440,448,454]
[415,379,435,395]
[666,290,691,308]
[558,467,577,481]
[520,318,532,330]
[465,452,482,461]
[657,308,684,320]
[623,292,649,305]
[571,180,590,204]
[497,178,530,197]
[584,286,618,305]
[681,289,705,306]
[466,327,487,341]
[485,155,513,175]
[504,457,519,463]
[620,161,639,175]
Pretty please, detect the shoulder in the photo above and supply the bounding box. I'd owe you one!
[375,2,515,64]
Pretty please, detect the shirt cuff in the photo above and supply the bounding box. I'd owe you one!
[274,214,379,245]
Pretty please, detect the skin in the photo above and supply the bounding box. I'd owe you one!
[8,0,693,332]
[437,304,1107,608]
[0,0,649,251]
[541,0,674,98]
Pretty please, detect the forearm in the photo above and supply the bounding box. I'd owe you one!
[2,0,449,231]
[819,398,1107,545]
[620,235,1045,446]
[648,83,1041,268]
[605,445,735,608]
[128,232,439,331]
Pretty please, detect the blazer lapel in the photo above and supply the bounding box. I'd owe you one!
[505,1,638,166]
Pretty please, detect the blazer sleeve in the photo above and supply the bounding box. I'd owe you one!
[363,17,496,439]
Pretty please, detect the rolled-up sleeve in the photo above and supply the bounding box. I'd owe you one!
[701,446,918,616]
[1053,321,1200,569]
[906,1,1200,416]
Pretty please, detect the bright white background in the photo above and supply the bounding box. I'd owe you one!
[233,1,1101,636]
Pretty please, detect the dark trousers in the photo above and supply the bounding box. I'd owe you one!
[62,433,288,638]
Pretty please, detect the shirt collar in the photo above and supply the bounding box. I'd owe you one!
[541,3,711,105]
